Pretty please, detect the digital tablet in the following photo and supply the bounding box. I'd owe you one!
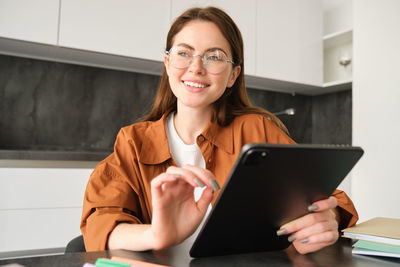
[189,143,364,258]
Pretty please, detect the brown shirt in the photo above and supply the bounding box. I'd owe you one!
[81,111,359,251]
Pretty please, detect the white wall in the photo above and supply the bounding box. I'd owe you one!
[352,0,400,222]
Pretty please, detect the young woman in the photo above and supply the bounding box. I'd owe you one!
[81,7,358,255]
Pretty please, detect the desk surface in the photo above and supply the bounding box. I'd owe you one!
[1,239,400,267]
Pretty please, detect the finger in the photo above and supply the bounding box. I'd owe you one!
[308,196,338,212]
[278,211,331,235]
[165,166,200,188]
[182,164,220,191]
[286,219,338,242]
[294,230,339,245]
[151,173,178,189]
[160,177,184,192]
[196,187,213,212]
[151,173,180,197]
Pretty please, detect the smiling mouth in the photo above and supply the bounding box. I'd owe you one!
[183,81,209,88]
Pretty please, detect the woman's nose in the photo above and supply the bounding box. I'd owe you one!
[188,55,206,74]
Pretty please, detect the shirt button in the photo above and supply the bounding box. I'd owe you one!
[198,136,205,142]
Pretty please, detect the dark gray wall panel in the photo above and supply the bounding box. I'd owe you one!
[0,55,159,153]
[0,54,352,160]
[311,90,352,145]
[247,89,312,143]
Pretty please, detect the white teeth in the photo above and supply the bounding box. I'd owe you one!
[183,81,207,88]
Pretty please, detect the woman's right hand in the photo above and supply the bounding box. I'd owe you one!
[149,165,217,250]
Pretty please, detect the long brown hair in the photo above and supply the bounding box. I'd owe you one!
[143,6,288,134]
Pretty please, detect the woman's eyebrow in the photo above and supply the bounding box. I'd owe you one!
[175,43,194,50]
[175,43,229,56]
[205,47,229,56]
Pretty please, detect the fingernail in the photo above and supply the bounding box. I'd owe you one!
[288,235,296,242]
[171,174,181,178]
[301,238,309,244]
[194,177,206,187]
[210,179,220,191]
[308,204,319,212]
[276,228,288,236]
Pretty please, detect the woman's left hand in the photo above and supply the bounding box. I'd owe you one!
[277,196,340,254]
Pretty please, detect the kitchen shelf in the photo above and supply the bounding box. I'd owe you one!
[323,79,352,87]
[323,29,353,85]
[323,29,353,49]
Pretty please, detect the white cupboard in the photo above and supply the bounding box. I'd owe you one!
[0,0,59,45]
[322,0,353,88]
[323,30,352,85]
[0,167,92,252]
[58,0,170,62]
[256,0,323,86]
[0,0,326,91]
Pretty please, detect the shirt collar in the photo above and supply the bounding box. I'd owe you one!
[201,118,234,155]
[139,111,234,165]
[139,111,172,165]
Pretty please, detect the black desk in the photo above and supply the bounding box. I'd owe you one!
[1,239,400,267]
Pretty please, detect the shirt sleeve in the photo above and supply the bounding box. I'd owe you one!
[332,189,359,229]
[262,116,359,229]
[80,129,145,251]
[262,116,296,144]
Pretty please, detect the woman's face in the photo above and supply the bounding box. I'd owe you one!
[164,20,241,111]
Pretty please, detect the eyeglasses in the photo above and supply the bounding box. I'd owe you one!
[165,45,235,74]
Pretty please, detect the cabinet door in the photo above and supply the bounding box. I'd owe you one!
[256,0,323,85]
[0,0,59,45]
[171,0,256,76]
[59,0,170,62]
[0,168,91,251]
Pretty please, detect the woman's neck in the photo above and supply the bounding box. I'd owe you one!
[173,105,212,145]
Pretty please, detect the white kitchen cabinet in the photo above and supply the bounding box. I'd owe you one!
[58,0,170,62]
[323,29,352,85]
[256,0,323,86]
[0,0,59,45]
[322,0,353,87]
[170,0,257,76]
[0,167,92,252]
[0,1,347,94]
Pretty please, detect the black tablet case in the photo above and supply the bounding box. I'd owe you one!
[190,143,364,257]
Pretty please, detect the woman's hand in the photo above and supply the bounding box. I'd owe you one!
[149,165,218,250]
[277,196,340,254]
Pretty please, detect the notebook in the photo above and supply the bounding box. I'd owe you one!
[352,239,400,258]
[343,217,400,245]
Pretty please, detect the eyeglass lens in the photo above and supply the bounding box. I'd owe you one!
[168,46,231,74]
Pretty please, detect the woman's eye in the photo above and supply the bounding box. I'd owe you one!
[207,55,222,61]
[177,51,190,57]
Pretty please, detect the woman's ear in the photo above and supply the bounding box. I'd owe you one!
[164,54,170,76]
[227,65,241,88]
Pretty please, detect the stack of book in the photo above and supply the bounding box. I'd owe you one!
[342,217,400,258]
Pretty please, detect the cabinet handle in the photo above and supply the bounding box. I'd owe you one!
[339,56,351,66]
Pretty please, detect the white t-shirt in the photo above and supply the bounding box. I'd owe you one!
[165,112,212,246]
[165,112,207,202]
[165,112,206,169]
